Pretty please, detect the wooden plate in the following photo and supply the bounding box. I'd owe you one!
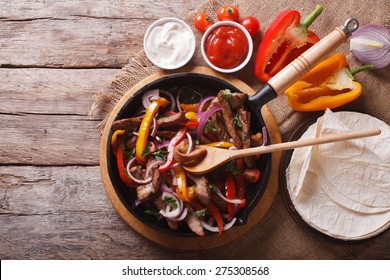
[100,66,282,249]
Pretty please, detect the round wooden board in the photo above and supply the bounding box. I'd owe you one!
[100,66,282,249]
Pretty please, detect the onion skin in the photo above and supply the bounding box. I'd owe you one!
[350,25,390,69]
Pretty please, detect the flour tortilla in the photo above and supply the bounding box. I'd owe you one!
[286,110,390,240]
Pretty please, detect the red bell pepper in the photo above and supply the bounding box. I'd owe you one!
[225,172,236,221]
[235,158,246,209]
[158,126,188,172]
[207,201,224,235]
[116,138,136,187]
[254,5,323,82]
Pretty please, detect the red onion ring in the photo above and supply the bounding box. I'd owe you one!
[213,187,246,204]
[150,117,157,137]
[159,89,176,111]
[126,158,152,185]
[159,192,183,218]
[200,218,237,233]
[145,160,165,178]
[196,105,222,143]
[156,140,170,150]
[186,132,194,154]
[142,89,160,109]
[196,96,215,114]
[160,183,173,194]
[167,207,188,222]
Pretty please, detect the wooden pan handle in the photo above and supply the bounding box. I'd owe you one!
[268,18,359,94]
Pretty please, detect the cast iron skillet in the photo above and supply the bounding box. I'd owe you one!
[103,18,359,235]
[107,73,271,234]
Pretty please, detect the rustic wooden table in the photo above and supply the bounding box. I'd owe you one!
[1,0,388,260]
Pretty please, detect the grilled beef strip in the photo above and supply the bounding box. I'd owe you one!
[157,111,186,128]
[189,175,210,207]
[112,116,144,132]
[153,195,179,230]
[136,160,162,202]
[184,205,205,237]
[227,92,248,110]
[237,108,254,167]
[217,91,243,148]
[207,97,230,142]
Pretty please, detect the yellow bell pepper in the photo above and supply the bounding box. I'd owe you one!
[111,129,125,153]
[285,53,374,112]
[205,141,234,148]
[135,97,169,163]
[173,165,189,202]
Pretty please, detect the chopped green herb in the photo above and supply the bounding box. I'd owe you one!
[233,114,243,129]
[223,160,240,175]
[221,89,232,99]
[124,148,135,160]
[194,139,200,145]
[151,149,169,160]
[141,144,151,157]
[164,196,178,209]
[144,209,160,218]
[195,208,207,217]
[204,119,217,134]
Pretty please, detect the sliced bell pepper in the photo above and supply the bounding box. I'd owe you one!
[158,126,188,172]
[116,138,136,187]
[207,201,224,235]
[173,165,189,202]
[225,172,236,221]
[135,97,170,163]
[185,111,199,128]
[181,103,199,112]
[205,141,234,148]
[111,129,125,154]
[254,5,323,82]
[235,158,246,208]
[285,53,375,112]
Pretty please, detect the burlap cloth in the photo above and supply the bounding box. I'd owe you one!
[91,0,390,259]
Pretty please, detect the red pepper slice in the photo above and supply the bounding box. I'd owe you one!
[225,172,236,221]
[158,126,188,172]
[254,5,323,82]
[235,158,246,208]
[185,121,198,129]
[207,202,224,235]
[116,138,136,187]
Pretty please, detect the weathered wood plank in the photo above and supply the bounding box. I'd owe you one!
[0,18,151,68]
[0,165,205,259]
[0,114,100,165]
[0,68,117,115]
[0,0,200,68]
[0,0,199,20]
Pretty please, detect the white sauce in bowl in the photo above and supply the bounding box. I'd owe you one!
[144,18,195,70]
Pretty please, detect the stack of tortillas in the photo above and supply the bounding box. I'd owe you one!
[286,109,390,240]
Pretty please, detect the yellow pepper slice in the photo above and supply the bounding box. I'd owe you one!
[205,141,234,148]
[135,97,169,163]
[111,129,125,153]
[174,165,189,202]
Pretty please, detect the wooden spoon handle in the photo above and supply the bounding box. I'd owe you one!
[231,128,381,159]
[268,19,359,94]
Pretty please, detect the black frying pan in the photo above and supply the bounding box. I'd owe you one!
[104,18,359,235]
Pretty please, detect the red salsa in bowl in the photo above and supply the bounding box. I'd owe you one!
[201,21,253,73]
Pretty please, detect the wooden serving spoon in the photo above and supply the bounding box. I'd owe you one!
[183,128,381,174]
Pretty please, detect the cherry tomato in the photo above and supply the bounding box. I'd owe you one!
[194,13,214,32]
[217,5,240,22]
[239,16,260,36]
